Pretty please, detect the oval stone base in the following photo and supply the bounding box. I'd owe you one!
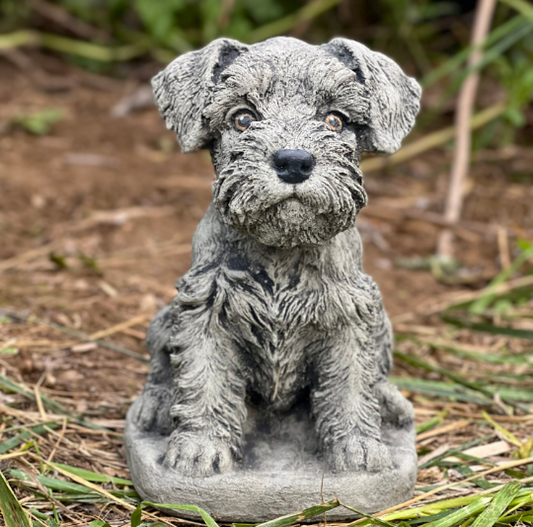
[124,397,417,523]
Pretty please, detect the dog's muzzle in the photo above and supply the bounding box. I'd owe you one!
[272,149,315,184]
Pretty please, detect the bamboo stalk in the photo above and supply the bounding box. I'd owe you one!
[437,0,498,258]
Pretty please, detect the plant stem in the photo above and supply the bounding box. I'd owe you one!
[437,0,497,258]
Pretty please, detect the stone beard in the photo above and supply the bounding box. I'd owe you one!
[125,36,422,522]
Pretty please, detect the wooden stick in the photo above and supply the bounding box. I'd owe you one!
[1,310,149,362]
[417,420,471,442]
[89,313,151,340]
[0,241,58,274]
[33,386,47,421]
[437,0,498,257]
[497,225,511,269]
[46,416,68,463]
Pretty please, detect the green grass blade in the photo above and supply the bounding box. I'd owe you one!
[142,501,220,527]
[0,423,61,455]
[416,411,448,434]
[8,468,138,501]
[0,469,31,527]
[131,503,142,527]
[418,435,494,470]
[8,469,89,494]
[495,492,533,522]
[421,497,491,526]
[394,352,494,399]
[395,352,530,411]
[471,482,522,527]
[408,510,457,525]
[441,315,533,341]
[252,498,340,527]
[453,465,497,490]
[0,374,67,415]
[379,490,532,523]
[469,248,533,315]
[49,462,133,486]
[0,374,110,431]
[390,377,490,405]
[420,15,526,87]
[340,501,396,526]
[495,510,533,524]
[499,0,533,25]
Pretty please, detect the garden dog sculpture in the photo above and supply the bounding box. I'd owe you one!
[125,36,421,521]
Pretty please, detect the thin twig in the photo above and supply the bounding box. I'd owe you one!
[362,203,514,238]
[89,313,151,341]
[46,417,68,463]
[497,226,511,269]
[437,0,498,257]
[359,102,505,174]
[33,386,47,421]
[0,242,58,274]
[1,310,149,362]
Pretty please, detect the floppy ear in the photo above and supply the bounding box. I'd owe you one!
[322,38,421,154]
[152,38,249,153]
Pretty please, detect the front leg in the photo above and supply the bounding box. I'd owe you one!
[311,326,393,473]
[165,303,247,476]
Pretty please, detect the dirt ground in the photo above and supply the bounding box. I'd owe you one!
[0,58,532,525]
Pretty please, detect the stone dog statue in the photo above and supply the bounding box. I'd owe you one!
[125,36,421,518]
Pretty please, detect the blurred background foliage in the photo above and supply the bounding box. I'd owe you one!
[0,5,532,525]
[0,0,531,149]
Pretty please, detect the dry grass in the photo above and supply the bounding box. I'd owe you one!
[0,250,532,526]
[0,46,531,526]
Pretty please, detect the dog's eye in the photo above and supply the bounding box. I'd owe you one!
[325,114,343,131]
[233,111,256,132]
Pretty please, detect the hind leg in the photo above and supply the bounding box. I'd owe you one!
[373,306,414,427]
[374,381,414,427]
[130,306,174,435]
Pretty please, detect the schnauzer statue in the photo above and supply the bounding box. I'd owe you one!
[125,36,421,520]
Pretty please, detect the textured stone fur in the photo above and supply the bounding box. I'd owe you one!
[131,36,421,477]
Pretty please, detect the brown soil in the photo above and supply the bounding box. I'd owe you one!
[0,60,531,524]
[1,57,531,401]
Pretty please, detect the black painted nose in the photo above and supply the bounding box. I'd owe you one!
[273,149,315,184]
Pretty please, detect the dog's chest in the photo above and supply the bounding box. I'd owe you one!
[229,262,312,345]
[226,266,313,404]
[225,254,360,404]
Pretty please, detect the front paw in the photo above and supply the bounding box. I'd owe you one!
[165,431,234,476]
[327,435,393,473]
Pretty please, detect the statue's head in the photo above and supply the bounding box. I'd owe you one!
[153,37,421,248]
